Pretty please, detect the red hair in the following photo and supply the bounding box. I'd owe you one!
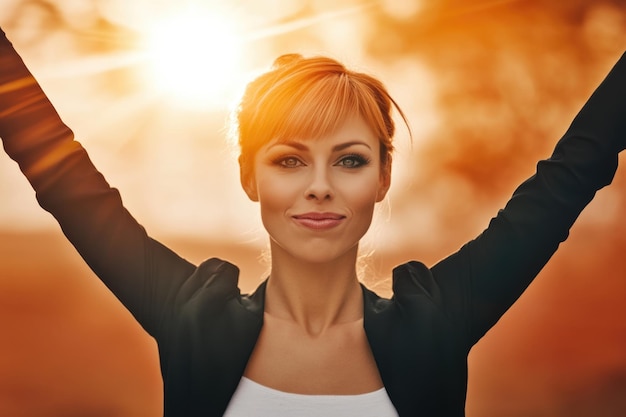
[233,54,408,183]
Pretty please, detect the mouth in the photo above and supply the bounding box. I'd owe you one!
[292,212,346,230]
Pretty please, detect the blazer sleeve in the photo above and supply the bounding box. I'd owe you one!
[430,51,626,347]
[0,28,196,337]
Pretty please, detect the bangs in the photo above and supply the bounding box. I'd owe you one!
[236,54,406,179]
[246,67,388,149]
[272,75,383,143]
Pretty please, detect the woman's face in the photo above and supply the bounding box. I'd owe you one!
[245,116,390,264]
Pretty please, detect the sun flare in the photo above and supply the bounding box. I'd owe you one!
[143,9,244,108]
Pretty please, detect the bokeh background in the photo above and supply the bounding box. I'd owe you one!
[1,0,626,416]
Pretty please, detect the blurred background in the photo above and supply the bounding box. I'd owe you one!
[1,0,625,415]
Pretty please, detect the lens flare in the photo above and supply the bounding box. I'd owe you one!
[143,10,243,108]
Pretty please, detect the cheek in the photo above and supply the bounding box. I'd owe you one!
[255,175,305,241]
[256,175,299,216]
[351,190,377,214]
[338,173,381,215]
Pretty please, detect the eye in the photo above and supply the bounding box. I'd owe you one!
[336,154,370,168]
[276,156,304,168]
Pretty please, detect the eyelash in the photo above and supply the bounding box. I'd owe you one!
[273,156,303,168]
[337,153,371,168]
[272,153,371,169]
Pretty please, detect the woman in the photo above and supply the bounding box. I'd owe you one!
[1,26,624,417]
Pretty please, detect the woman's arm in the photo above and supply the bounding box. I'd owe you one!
[0,28,196,337]
[430,51,626,347]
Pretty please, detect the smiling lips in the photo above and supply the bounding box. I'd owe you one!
[292,212,346,230]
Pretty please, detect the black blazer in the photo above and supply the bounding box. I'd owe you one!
[1,28,625,416]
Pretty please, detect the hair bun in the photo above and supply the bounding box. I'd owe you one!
[272,53,303,69]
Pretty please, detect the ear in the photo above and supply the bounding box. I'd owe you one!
[241,172,259,202]
[239,158,259,202]
[376,158,392,202]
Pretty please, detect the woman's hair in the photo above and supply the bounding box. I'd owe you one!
[233,53,409,183]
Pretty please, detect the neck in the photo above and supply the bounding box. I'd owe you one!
[265,243,363,337]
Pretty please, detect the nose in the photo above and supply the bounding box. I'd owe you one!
[304,165,334,201]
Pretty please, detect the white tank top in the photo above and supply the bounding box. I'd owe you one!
[223,377,398,417]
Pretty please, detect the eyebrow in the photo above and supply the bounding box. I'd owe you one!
[269,140,372,152]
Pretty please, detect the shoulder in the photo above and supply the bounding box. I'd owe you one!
[362,261,442,311]
[173,258,241,309]
[363,259,469,331]
[171,257,266,318]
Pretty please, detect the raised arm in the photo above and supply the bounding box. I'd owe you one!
[0,28,197,337]
[428,51,626,347]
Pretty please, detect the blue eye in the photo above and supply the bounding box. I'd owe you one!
[338,154,370,168]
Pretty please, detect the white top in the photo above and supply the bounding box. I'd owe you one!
[223,377,398,417]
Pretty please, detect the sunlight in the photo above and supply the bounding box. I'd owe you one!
[143,8,244,109]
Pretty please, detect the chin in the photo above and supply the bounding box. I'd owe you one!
[275,240,360,266]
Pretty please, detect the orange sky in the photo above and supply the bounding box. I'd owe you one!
[1,0,626,416]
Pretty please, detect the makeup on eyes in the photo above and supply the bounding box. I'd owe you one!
[335,153,371,168]
[264,141,373,169]
[269,153,371,169]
